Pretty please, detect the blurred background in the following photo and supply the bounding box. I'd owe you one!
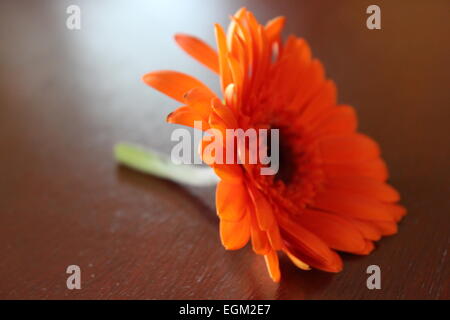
[0,0,448,299]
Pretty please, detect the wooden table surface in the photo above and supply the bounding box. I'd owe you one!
[0,0,449,300]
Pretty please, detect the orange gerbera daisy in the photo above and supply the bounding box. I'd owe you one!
[142,8,406,282]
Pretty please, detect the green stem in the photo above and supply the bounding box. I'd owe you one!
[114,142,218,186]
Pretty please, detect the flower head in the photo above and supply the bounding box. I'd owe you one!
[143,8,406,282]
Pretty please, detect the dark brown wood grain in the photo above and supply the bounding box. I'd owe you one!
[0,0,449,299]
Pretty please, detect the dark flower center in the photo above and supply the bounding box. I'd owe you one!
[275,136,296,185]
[268,127,297,185]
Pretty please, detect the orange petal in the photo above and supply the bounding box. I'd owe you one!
[299,80,337,124]
[289,59,325,112]
[183,87,215,120]
[308,105,358,138]
[216,180,249,221]
[227,53,244,91]
[214,24,233,93]
[220,214,250,250]
[166,105,205,128]
[284,239,343,273]
[278,213,343,272]
[266,222,284,251]
[208,110,228,133]
[318,133,380,163]
[247,185,275,231]
[352,240,375,255]
[142,70,215,103]
[250,211,271,255]
[284,249,311,270]
[386,204,407,222]
[199,135,216,165]
[297,209,366,253]
[213,163,243,181]
[348,219,382,241]
[313,190,396,221]
[325,176,400,202]
[265,16,285,44]
[211,98,238,128]
[264,250,281,282]
[174,34,219,73]
[224,83,241,111]
[322,158,389,181]
[371,220,398,236]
